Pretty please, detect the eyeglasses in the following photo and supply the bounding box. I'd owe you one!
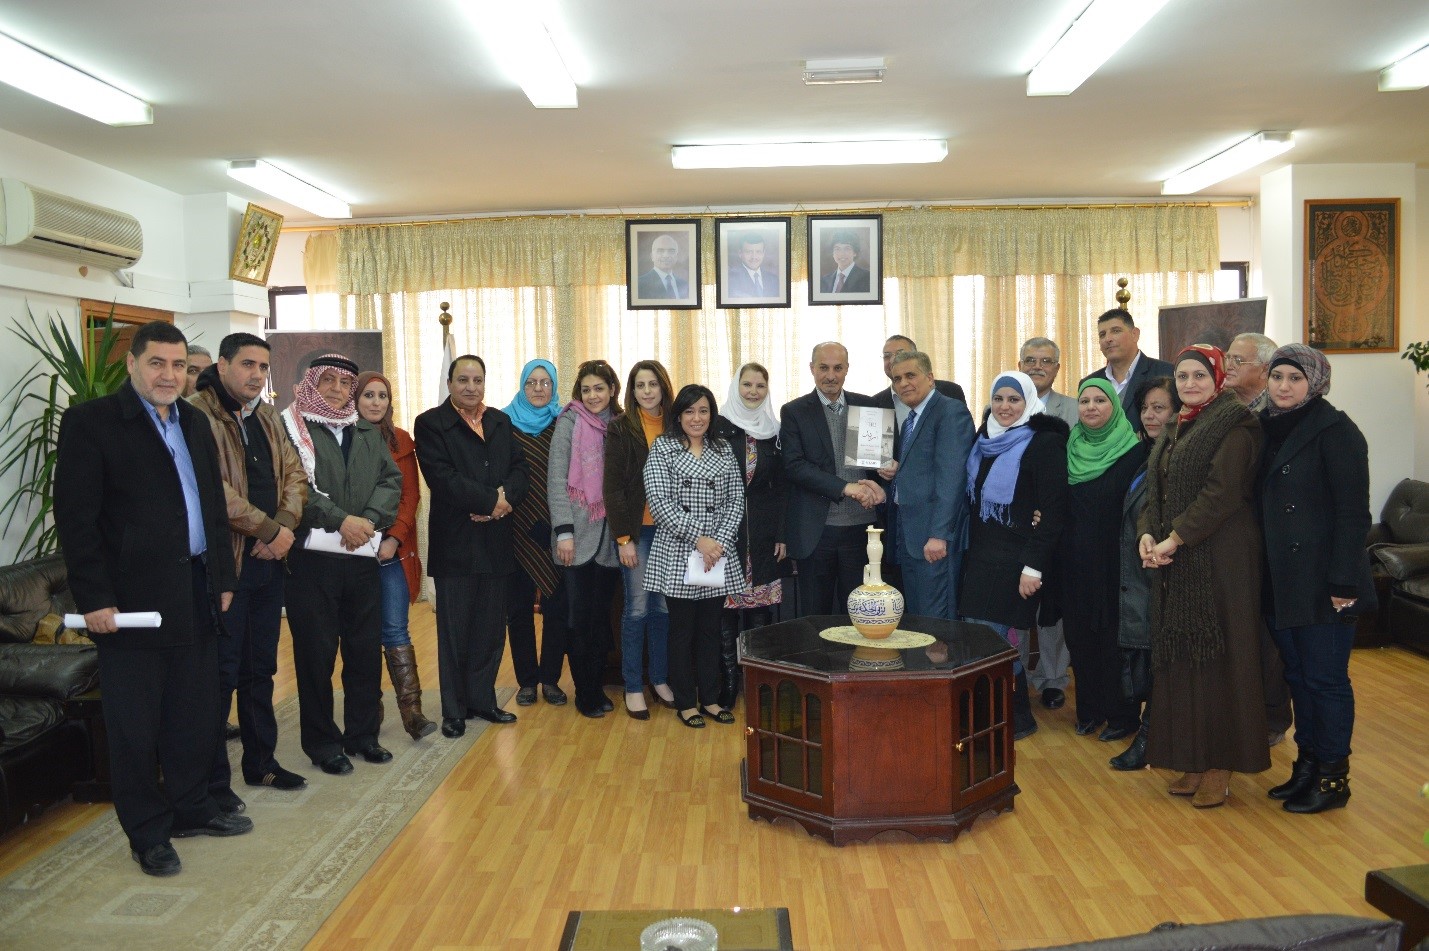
[1226,355,1262,367]
[1020,357,1059,367]
[524,379,553,389]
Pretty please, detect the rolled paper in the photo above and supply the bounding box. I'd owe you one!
[63,611,163,629]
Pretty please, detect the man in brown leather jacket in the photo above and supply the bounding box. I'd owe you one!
[189,332,309,809]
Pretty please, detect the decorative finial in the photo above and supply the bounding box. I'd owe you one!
[1115,277,1131,311]
[438,301,452,328]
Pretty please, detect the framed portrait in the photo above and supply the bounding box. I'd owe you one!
[1303,198,1399,353]
[229,202,285,286]
[808,214,882,306]
[1157,297,1267,361]
[715,217,791,309]
[626,219,701,310]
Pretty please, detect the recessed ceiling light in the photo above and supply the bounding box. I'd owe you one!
[1379,42,1429,91]
[671,140,947,169]
[1027,0,1173,96]
[226,160,352,219]
[0,30,152,125]
[1161,132,1295,195]
[803,58,886,85]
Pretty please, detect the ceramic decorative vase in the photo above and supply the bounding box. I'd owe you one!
[846,527,905,639]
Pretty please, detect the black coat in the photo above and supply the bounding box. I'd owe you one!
[713,416,792,587]
[1257,398,1376,628]
[1056,441,1149,633]
[779,388,880,561]
[958,414,1069,630]
[414,399,530,578]
[1118,462,1153,651]
[53,380,236,649]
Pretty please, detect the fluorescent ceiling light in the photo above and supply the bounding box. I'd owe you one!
[1379,42,1429,91]
[1161,131,1295,195]
[464,4,577,108]
[226,160,351,219]
[0,30,152,125]
[803,57,886,85]
[1027,0,1173,96]
[672,140,947,169]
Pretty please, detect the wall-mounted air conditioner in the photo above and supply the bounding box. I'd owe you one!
[0,178,143,270]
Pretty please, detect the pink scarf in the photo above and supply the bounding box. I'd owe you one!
[564,401,608,522]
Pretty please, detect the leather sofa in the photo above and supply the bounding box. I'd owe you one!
[1367,478,1429,658]
[1037,914,1401,950]
[0,555,103,835]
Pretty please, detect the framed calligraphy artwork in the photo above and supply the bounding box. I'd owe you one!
[1303,198,1398,353]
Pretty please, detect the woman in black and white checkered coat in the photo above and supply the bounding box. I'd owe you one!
[642,384,747,728]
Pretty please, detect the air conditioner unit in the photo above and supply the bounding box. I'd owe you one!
[0,178,143,270]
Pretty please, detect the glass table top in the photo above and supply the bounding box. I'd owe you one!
[740,615,1016,675]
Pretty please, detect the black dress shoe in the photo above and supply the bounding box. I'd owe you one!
[346,743,393,763]
[577,702,606,719]
[441,717,466,737]
[172,813,254,838]
[470,708,517,724]
[212,788,246,814]
[1074,718,1105,736]
[132,842,181,876]
[541,684,568,705]
[317,754,354,775]
[245,765,307,790]
[1098,724,1136,743]
[516,686,538,706]
[1040,688,1065,710]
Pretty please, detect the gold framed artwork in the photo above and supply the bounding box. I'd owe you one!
[229,202,285,286]
[1303,197,1398,353]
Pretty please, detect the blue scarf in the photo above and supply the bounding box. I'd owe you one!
[503,358,561,436]
[966,424,1036,526]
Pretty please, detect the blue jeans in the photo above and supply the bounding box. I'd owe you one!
[962,616,1023,675]
[620,525,669,692]
[1269,620,1355,761]
[378,557,412,648]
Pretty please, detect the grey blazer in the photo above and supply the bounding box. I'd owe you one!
[546,410,619,568]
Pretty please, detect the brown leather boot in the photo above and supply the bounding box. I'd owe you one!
[1192,769,1232,809]
[1167,772,1203,796]
[385,646,437,740]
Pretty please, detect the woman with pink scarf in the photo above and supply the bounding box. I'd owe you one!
[546,359,623,719]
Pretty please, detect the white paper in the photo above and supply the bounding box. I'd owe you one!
[845,406,895,469]
[683,551,727,588]
[304,528,384,557]
[63,611,162,629]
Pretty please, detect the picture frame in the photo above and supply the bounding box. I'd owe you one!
[808,214,882,306]
[715,217,791,309]
[229,202,285,286]
[1303,197,1399,353]
[626,218,701,310]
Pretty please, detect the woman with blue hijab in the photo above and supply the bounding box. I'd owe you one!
[502,359,571,707]
[959,370,1069,740]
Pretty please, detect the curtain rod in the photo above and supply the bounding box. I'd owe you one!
[283,199,1252,233]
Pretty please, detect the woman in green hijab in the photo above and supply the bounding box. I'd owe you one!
[1056,378,1148,742]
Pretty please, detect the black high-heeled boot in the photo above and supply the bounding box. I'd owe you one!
[1284,758,1351,813]
[717,610,741,709]
[1109,720,1149,770]
[1012,670,1038,740]
[1268,751,1317,800]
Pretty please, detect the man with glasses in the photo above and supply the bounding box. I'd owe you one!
[1019,337,1078,428]
[1225,332,1277,413]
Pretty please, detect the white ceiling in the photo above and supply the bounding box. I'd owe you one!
[0,0,1426,223]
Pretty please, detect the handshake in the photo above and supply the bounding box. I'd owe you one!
[844,479,886,509]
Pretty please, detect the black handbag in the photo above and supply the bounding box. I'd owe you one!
[1120,647,1152,702]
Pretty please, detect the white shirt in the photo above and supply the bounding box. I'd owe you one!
[1105,351,1143,397]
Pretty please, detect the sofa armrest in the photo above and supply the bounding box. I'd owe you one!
[0,643,99,700]
[1373,543,1429,582]
[1365,523,1391,547]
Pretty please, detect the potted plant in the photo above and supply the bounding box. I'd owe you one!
[0,305,127,558]
[1406,341,1429,389]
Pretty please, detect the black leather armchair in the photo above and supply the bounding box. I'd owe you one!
[1367,478,1429,657]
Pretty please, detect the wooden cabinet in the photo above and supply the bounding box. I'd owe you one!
[740,616,1018,845]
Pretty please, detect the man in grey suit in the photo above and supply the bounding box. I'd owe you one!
[1020,337,1078,427]
[877,350,975,619]
[724,232,779,300]
[637,234,687,300]
[1079,309,1174,435]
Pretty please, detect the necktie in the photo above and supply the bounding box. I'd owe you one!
[833,271,846,293]
[900,409,917,459]
[752,270,762,295]
[664,273,677,298]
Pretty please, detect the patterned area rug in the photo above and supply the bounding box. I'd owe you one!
[0,687,508,950]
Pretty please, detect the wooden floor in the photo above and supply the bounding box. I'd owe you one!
[3,606,1426,950]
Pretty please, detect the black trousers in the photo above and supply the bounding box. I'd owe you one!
[1260,620,1294,735]
[286,549,383,762]
[505,561,569,689]
[434,574,508,719]
[1064,618,1141,731]
[667,595,725,711]
[211,551,284,790]
[99,559,221,851]
[563,560,620,712]
[795,523,869,618]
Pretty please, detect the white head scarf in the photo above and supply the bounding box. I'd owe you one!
[985,370,1045,437]
[721,369,780,440]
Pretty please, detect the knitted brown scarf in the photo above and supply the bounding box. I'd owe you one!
[1143,390,1252,668]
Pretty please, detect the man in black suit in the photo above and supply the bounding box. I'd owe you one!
[780,341,885,617]
[818,230,871,294]
[54,321,252,878]
[637,233,688,300]
[724,231,778,300]
[1080,309,1175,435]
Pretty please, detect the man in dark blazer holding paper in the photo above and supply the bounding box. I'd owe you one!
[54,321,251,877]
[879,350,975,620]
[780,341,885,617]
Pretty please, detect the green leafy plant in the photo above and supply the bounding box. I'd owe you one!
[1405,341,1429,390]
[0,305,128,558]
